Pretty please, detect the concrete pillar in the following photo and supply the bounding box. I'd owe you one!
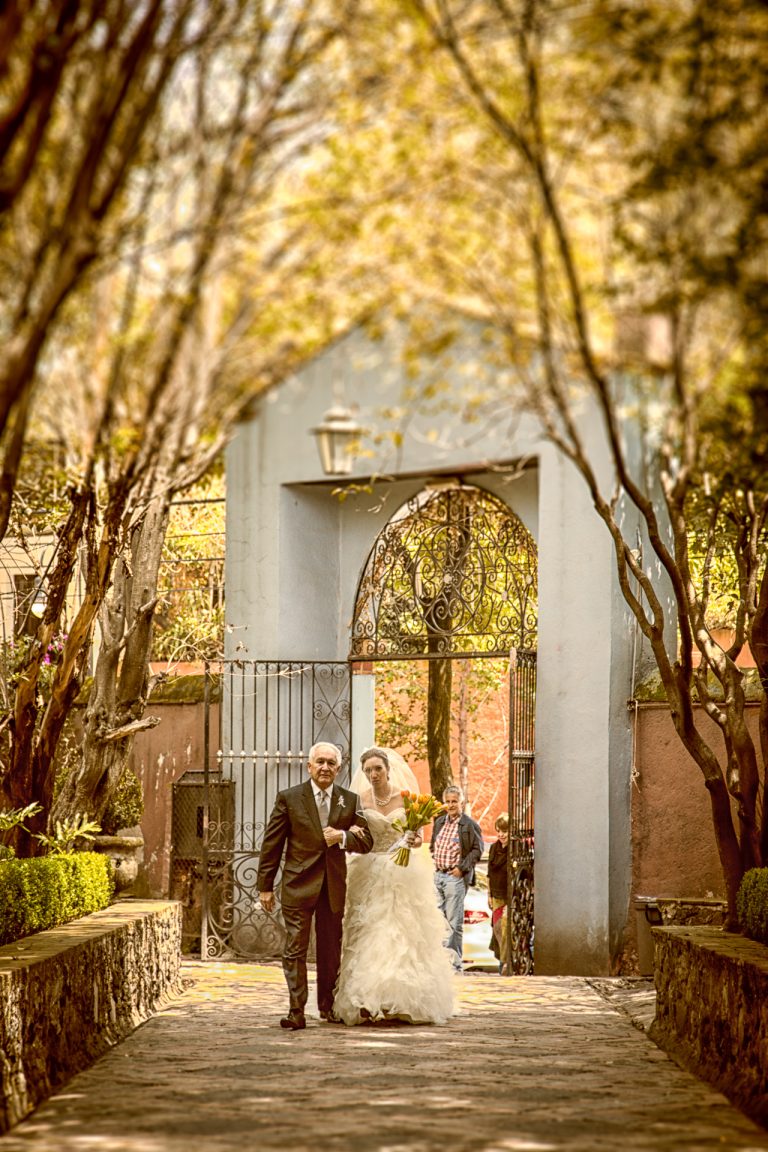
[534,442,633,974]
[351,668,376,777]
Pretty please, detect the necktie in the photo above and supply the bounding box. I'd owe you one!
[317,790,329,828]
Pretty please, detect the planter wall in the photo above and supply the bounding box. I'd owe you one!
[0,899,182,1134]
[650,926,768,1128]
[633,897,727,976]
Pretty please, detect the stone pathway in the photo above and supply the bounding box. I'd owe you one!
[1,963,766,1151]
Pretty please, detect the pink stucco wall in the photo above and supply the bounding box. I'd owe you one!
[632,703,761,902]
[132,696,757,921]
[130,701,219,897]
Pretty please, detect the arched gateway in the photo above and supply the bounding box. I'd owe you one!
[200,481,538,973]
[350,482,537,975]
[213,324,638,976]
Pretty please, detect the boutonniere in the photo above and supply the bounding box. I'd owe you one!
[335,796,346,812]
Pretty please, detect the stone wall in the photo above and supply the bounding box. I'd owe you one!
[0,900,182,1134]
[650,926,768,1128]
[632,897,727,976]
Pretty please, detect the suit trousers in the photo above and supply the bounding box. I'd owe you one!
[281,876,343,1014]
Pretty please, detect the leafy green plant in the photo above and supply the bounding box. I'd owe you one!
[736,868,768,945]
[0,853,113,945]
[33,812,102,856]
[0,802,42,860]
[101,768,144,834]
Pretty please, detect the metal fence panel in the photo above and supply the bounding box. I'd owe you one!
[199,660,352,960]
[506,648,536,974]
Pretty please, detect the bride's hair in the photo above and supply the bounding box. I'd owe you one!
[360,746,390,771]
[351,746,419,797]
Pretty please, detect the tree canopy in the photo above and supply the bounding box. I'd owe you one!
[0,0,389,849]
[384,0,768,917]
[2,0,767,924]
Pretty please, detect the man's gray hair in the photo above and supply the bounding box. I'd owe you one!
[308,741,342,764]
[443,784,463,800]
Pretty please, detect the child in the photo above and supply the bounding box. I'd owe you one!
[488,813,509,973]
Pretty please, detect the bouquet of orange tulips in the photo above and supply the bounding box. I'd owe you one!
[390,791,446,867]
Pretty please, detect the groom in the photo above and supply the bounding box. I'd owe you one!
[257,741,373,1030]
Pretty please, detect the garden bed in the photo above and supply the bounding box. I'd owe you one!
[650,925,768,1128]
[0,899,181,1134]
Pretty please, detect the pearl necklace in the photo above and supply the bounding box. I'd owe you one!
[372,787,396,808]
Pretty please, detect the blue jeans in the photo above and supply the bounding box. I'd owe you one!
[434,871,465,970]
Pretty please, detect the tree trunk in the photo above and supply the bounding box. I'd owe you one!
[427,655,452,798]
[1,484,99,854]
[706,774,747,928]
[652,645,746,923]
[55,495,170,828]
[457,660,469,802]
[419,490,472,799]
[670,694,744,922]
[752,564,768,860]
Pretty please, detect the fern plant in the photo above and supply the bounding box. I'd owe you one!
[0,801,42,860]
[34,813,102,856]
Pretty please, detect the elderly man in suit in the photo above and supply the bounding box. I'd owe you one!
[430,784,484,972]
[257,741,373,1030]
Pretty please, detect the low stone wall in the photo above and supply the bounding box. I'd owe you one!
[631,896,727,975]
[650,926,768,1127]
[0,899,182,1134]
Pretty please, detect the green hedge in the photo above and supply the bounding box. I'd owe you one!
[0,852,113,946]
[736,867,768,946]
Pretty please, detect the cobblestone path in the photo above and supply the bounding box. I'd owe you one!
[1,963,766,1152]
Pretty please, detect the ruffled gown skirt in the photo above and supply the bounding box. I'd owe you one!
[333,846,456,1025]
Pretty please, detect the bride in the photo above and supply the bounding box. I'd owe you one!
[333,746,456,1026]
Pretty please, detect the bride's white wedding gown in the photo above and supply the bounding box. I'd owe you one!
[333,806,456,1025]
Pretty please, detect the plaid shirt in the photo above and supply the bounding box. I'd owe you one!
[432,815,462,871]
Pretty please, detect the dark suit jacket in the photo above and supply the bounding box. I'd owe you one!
[430,811,484,888]
[257,779,373,914]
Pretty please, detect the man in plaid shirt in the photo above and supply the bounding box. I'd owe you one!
[430,785,484,972]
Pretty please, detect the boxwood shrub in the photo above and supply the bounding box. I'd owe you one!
[736,867,768,946]
[0,852,113,946]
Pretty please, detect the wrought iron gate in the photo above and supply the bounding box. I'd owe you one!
[199,659,352,960]
[506,648,536,973]
[348,481,538,973]
[192,484,537,964]
[350,483,538,659]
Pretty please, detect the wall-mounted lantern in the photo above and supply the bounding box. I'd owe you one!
[30,579,47,618]
[310,405,364,477]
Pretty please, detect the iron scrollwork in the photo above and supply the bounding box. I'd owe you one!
[350,484,538,658]
[506,650,536,973]
[200,660,352,960]
[507,858,535,974]
[204,848,286,961]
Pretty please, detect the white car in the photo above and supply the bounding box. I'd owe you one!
[461,865,499,971]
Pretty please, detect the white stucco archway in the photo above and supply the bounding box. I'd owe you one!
[224,323,638,974]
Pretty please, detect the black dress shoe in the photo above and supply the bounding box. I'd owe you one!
[319,1009,341,1023]
[280,1011,306,1031]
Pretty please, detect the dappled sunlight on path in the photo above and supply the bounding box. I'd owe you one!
[1,965,766,1151]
